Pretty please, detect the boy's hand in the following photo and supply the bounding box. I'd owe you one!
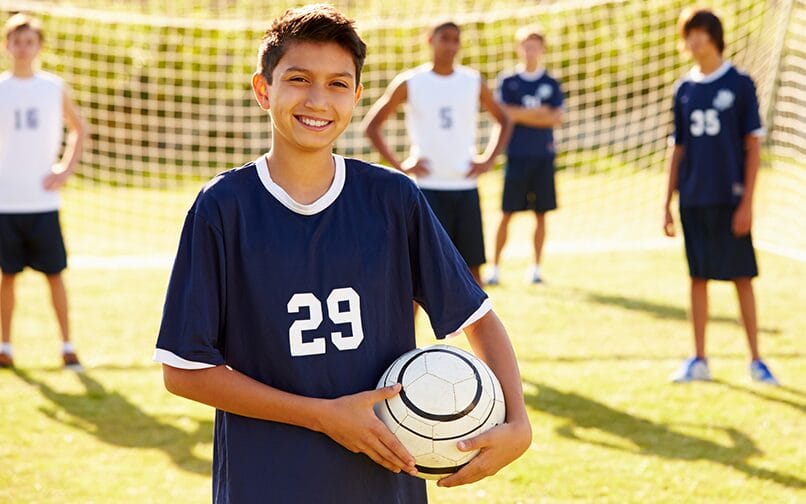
[663,207,675,237]
[732,203,752,237]
[466,159,493,178]
[43,165,71,191]
[436,419,532,488]
[321,384,418,476]
[401,157,431,177]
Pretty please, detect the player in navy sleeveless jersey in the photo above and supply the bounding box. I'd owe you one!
[154,6,532,503]
[664,9,778,385]
[487,28,564,285]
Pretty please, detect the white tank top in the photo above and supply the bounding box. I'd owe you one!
[404,64,481,190]
[0,71,65,212]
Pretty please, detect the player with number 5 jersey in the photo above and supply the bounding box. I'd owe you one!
[363,21,512,285]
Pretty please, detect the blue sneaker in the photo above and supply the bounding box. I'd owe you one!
[671,357,711,383]
[750,360,779,385]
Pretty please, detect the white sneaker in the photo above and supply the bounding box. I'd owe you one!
[484,266,500,286]
[750,359,779,385]
[670,357,711,383]
[525,265,542,284]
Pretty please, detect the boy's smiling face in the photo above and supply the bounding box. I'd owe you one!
[253,41,362,154]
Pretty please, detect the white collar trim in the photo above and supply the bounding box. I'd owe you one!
[255,154,345,216]
[688,61,732,84]
[516,64,546,81]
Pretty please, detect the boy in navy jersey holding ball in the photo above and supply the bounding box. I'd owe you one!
[155,5,531,503]
[664,8,778,385]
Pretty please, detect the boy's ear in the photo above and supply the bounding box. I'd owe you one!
[354,83,363,105]
[251,73,271,111]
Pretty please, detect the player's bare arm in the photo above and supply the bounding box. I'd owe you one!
[467,82,512,178]
[663,144,685,237]
[43,87,87,190]
[436,310,532,488]
[363,76,430,176]
[732,134,760,237]
[503,103,563,128]
[162,364,417,475]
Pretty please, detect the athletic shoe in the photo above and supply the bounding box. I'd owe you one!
[63,352,84,372]
[484,267,500,286]
[670,357,711,383]
[525,265,542,284]
[0,353,13,368]
[750,359,779,385]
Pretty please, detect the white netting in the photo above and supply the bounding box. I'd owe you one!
[1,0,803,262]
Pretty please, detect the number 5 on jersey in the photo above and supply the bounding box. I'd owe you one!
[287,288,364,357]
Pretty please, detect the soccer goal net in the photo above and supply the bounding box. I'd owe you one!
[1,0,803,265]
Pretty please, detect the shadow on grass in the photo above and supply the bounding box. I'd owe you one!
[711,380,806,414]
[585,292,782,335]
[519,351,804,364]
[12,368,212,475]
[525,381,806,489]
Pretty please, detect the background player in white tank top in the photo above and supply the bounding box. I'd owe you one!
[364,21,511,284]
[0,14,87,369]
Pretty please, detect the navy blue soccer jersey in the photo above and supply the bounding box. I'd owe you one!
[672,62,765,207]
[155,154,489,504]
[497,68,564,158]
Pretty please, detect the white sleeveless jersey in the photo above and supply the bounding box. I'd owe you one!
[0,71,65,212]
[404,64,481,190]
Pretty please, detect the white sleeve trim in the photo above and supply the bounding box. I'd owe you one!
[749,127,767,137]
[444,298,493,339]
[154,348,217,370]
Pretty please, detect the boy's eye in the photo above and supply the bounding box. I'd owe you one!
[289,76,308,83]
[331,81,349,88]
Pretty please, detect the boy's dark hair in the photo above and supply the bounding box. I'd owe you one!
[257,4,366,88]
[679,8,725,53]
[4,13,44,42]
[430,21,460,37]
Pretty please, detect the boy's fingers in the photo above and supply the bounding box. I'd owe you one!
[371,383,402,402]
[436,458,488,488]
[379,428,415,467]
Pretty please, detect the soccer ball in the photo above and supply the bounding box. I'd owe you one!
[374,344,506,480]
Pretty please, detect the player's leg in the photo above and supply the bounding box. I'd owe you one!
[690,277,708,360]
[487,158,528,285]
[734,277,777,384]
[29,211,81,370]
[528,158,557,283]
[453,189,485,287]
[0,273,16,367]
[487,212,513,285]
[672,206,710,382]
[0,214,26,367]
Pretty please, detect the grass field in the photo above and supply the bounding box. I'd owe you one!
[1,239,804,502]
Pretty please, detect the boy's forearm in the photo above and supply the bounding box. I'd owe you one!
[741,136,761,206]
[463,311,530,426]
[503,104,561,128]
[163,364,327,433]
[480,115,512,165]
[665,145,683,207]
[365,126,403,171]
[59,128,86,174]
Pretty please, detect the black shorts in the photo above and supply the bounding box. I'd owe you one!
[0,211,67,274]
[680,205,758,280]
[421,188,486,268]
[502,156,557,213]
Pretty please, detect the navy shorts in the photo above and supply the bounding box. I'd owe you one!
[421,188,486,268]
[0,211,67,274]
[680,205,758,280]
[502,156,557,213]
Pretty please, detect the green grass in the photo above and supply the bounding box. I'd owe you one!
[1,245,804,503]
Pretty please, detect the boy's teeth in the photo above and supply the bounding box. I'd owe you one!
[300,117,328,127]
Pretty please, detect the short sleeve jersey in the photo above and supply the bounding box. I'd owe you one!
[0,71,65,212]
[497,68,564,159]
[672,62,764,207]
[155,155,490,504]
